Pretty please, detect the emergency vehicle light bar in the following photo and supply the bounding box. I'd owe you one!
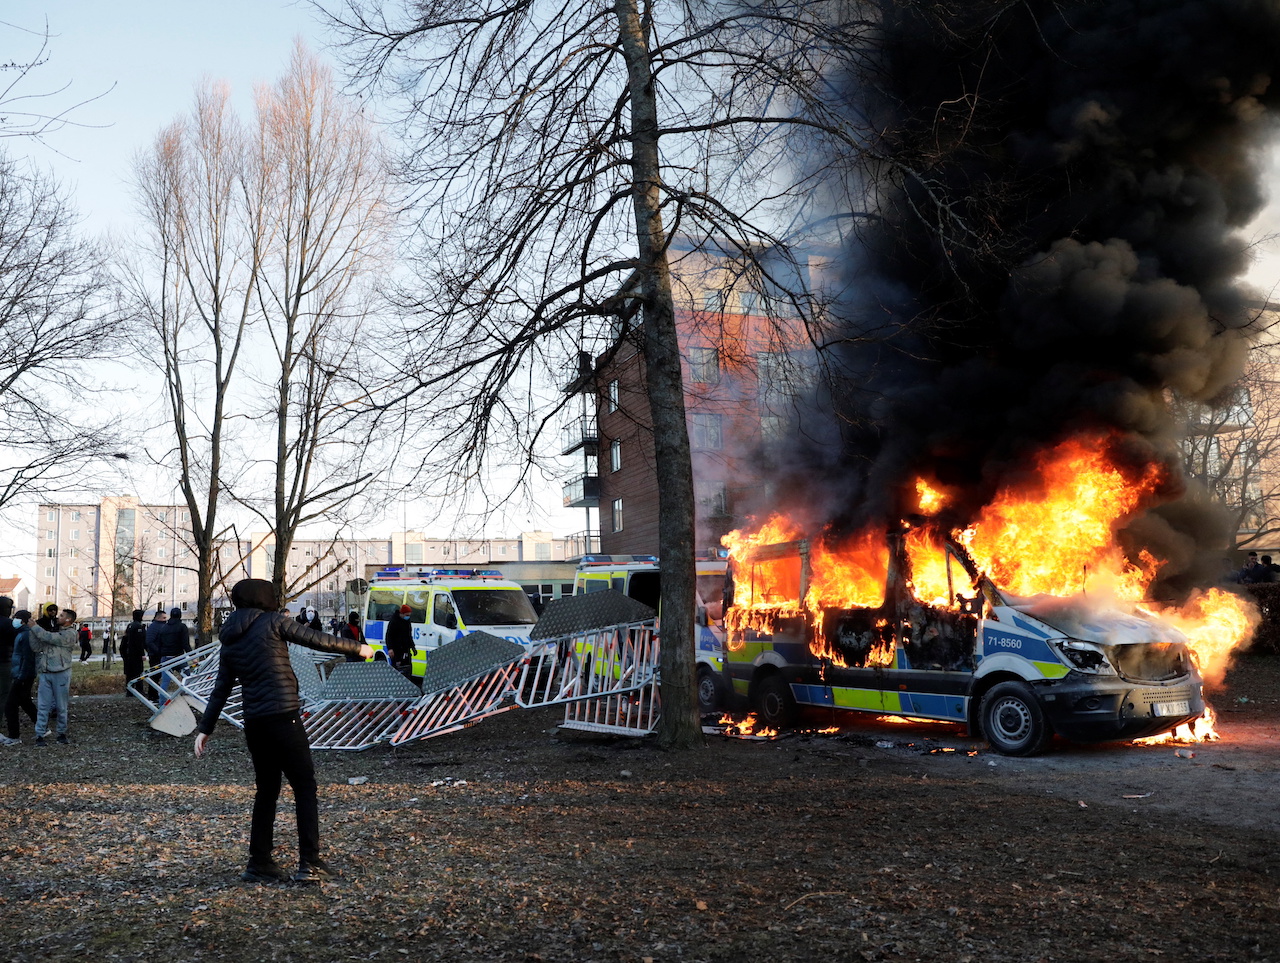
[371,567,507,580]
[578,554,658,565]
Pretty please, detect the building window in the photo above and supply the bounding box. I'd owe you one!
[611,498,624,533]
[70,529,79,541]
[442,545,451,556]
[69,547,79,558]
[158,547,167,558]
[158,511,167,523]
[500,545,508,556]
[44,586,52,597]
[70,567,79,577]
[44,566,53,577]
[536,542,551,561]
[610,439,622,472]
[181,601,189,611]
[761,415,787,441]
[46,510,54,521]
[688,346,720,385]
[46,530,54,540]
[179,584,188,593]
[690,413,723,451]
[46,548,55,558]
[739,290,761,314]
[71,510,81,522]
[406,543,424,564]
[606,379,620,413]
[702,289,727,312]
[180,510,188,522]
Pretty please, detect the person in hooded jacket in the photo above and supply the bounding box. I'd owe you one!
[385,604,417,678]
[194,578,372,884]
[1,610,35,745]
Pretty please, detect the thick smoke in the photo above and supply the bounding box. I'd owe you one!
[772,0,1280,599]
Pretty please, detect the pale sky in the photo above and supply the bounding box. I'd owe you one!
[0,2,587,579]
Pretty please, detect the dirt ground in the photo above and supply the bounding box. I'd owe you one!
[1,654,1278,963]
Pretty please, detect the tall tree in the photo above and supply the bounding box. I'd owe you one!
[319,0,865,747]
[127,45,393,634]
[242,43,393,607]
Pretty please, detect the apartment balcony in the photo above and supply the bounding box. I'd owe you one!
[562,473,600,508]
[561,417,599,456]
[562,530,601,559]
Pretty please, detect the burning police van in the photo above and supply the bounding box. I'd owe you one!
[721,531,1206,755]
[363,567,545,677]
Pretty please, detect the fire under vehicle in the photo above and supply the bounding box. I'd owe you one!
[574,553,729,711]
[722,532,1206,755]
[363,567,546,677]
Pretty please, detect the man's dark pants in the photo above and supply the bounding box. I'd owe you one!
[243,711,320,866]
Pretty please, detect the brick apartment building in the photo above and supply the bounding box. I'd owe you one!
[564,238,831,556]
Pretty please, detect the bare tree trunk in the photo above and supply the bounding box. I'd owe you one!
[615,0,702,750]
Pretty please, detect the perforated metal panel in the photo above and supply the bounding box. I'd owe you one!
[531,590,656,640]
[419,632,527,691]
[315,660,421,700]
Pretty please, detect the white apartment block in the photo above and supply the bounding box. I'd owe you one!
[36,498,582,621]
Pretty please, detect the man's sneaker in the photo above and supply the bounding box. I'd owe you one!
[293,860,336,883]
[241,860,290,883]
[56,734,69,745]
[0,735,19,746]
[34,736,46,747]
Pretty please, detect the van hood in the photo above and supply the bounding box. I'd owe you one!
[1002,594,1188,647]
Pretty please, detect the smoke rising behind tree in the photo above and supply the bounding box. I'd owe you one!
[776,0,1280,599]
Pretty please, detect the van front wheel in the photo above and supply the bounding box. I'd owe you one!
[754,675,796,730]
[697,665,723,714]
[980,681,1053,756]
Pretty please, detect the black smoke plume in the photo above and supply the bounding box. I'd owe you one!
[776,0,1280,599]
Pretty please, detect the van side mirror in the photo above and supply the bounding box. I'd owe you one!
[443,613,458,630]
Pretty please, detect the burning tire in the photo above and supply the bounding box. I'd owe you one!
[980,681,1053,756]
[754,674,796,729]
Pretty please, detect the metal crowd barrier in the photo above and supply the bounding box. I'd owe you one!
[127,597,665,749]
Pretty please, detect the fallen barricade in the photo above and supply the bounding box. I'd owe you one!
[127,592,662,750]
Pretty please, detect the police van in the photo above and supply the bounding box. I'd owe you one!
[722,534,1205,755]
[574,553,729,712]
[363,568,545,677]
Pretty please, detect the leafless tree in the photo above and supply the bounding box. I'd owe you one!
[1176,340,1280,554]
[126,45,395,633]
[0,150,122,510]
[237,44,395,607]
[317,0,870,747]
[1,18,112,144]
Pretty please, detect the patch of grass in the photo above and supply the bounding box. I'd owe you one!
[71,658,130,696]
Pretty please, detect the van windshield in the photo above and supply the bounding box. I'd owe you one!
[453,589,539,626]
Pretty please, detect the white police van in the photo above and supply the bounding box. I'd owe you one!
[363,568,544,677]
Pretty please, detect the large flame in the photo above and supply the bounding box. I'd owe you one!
[723,431,1259,740]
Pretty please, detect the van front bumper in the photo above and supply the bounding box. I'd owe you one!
[1037,674,1205,743]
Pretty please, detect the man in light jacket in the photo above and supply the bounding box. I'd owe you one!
[29,605,78,746]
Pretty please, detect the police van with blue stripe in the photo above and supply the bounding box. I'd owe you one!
[362,567,546,677]
[722,534,1205,755]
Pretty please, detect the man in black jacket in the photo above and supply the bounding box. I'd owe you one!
[119,610,148,692]
[194,578,372,884]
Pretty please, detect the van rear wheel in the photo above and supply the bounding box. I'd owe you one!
[754,674,796,729]
[980,681,1053,756]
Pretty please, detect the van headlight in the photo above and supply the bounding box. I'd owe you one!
[1051,639,1115,675]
